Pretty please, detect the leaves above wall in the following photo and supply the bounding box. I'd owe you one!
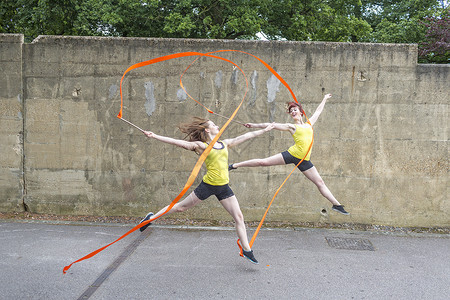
[1,0,448,63]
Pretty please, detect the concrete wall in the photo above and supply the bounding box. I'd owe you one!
[0,34,448,228]
[0,34,24,212]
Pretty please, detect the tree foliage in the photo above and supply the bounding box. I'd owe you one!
[261,0,372,42]
[1,0,266,41]
[358,0,445,43]
[1,0,448,63]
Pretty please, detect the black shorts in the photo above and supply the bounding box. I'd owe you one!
[193,181,235,201]
[281,151,314,172]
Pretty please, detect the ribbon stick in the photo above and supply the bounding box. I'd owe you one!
[209,112,246,126]
[119,118,146,133]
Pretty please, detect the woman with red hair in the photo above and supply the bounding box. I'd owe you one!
[229,93,349,215]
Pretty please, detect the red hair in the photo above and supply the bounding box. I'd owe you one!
[286,102,304,115]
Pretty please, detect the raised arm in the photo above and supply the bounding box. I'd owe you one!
[223,123,275,148]
[308,93,332,126]
[143,131,205,153]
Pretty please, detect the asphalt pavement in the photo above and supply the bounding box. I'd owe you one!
[0,220,449,300]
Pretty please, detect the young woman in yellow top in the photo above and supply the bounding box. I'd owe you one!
[229,94,349,215]
[139,117,274,264]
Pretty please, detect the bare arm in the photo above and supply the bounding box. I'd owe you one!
[143,131,205,153]
[308,93,332,126]
[223,123,275,148]
[245,122,295,134]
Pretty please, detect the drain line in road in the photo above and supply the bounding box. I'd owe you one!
[77,228,152,300]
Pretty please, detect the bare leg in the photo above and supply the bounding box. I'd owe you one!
[220,195,252,251]
[302,166,341,206]
[233,153,285,169]
[152,192,202,220]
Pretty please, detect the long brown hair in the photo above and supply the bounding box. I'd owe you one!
[178,117,210,142]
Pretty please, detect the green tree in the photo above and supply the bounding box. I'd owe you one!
[260,0,372,42]
[124,0,266,39]
[15,0,81,40]
[100,0,173,38]
[359,0,446,43]
[2,0,100,41]
[260,0,446,43]
[0,1,18,33]
[1,0,448,59]
[1,0,266,41]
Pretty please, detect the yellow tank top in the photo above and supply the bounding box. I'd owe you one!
[287,124,313,160]
[202,141,229,186]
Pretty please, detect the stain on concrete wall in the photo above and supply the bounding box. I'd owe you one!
[109,85,118,100]
[144,81,156,116]
[231,68,239,85]
[267,74,281,122]
[215,70,223,88]
[267,73,281,103]
[177,88,187,102]
[249,70,258,107]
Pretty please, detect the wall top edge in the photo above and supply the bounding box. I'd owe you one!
[28,34,417,49]
[417,64,450,68]
[0,33,24,43]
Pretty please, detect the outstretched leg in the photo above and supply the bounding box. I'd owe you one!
[219,195,252,251]
[302,166,341,206]
[152,192,203,219]
[232,153,285,169]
